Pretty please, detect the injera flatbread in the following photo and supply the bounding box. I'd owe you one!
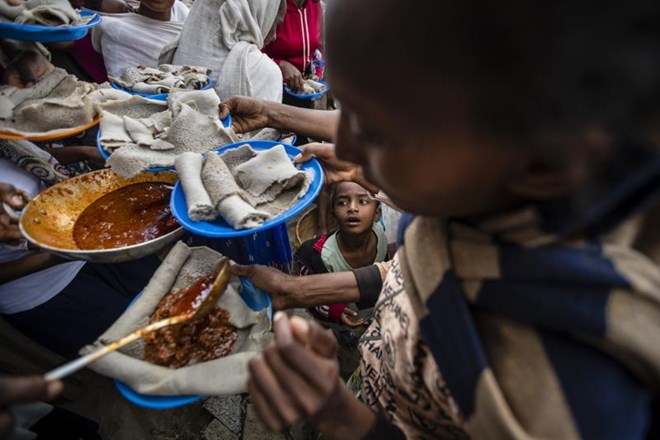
[176,144,311,230]
[0,69,97,136]
[175,152,215,221]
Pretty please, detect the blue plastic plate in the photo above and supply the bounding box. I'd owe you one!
[171,140,324,238]
[96,113,232,172]
[0,10,100,42]
[110,79,215,101]
[284,80,328,100]
[115,278,273,409]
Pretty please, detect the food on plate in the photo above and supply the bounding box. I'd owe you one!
[143,268,238,368]
[0,68,97,137]
[289,78,326,95]
[0,0,91,26]
[175,144,311,229]
[111,64,211,95]
[98,89,238,177]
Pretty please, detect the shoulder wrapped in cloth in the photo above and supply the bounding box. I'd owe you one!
[176,144,310,229]
[80,241,272,396]
[361,141,660,438]
[167,0,283,102]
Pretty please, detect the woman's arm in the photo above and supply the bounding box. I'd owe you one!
[0,253,64,284]
[219,96,339,142]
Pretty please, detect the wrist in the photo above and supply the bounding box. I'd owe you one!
[280,274,303,309]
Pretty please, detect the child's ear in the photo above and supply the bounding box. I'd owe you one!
[373,205,382,223]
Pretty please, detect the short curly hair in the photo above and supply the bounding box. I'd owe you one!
[327,0,660,153]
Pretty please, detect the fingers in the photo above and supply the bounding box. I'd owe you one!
[229,261,252,277]
[248,351,300,431]
[0,184,26,209]
[293,74,304,93]
[289,316,338,358]
[341,308,366,328]
[293,143,326,164]
[0,376,62,406]
[218,102,231,120]
[273,314,339,390]
[248,314,342,433]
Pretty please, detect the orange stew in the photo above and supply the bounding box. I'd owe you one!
[73,182,178,250]
[144,273,238,369]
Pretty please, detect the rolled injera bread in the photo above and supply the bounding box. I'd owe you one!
[175,152,215,222]
[202,153,270,229]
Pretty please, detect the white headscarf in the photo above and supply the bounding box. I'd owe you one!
[169,0,283,102]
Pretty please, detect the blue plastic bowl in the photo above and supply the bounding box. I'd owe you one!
[0,10,101,43]
[115,277,273,409]
[170,140,324,238]
[284,80,328,100]
[110,79,215,102]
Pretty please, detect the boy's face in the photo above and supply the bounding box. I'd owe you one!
[327,0,528,219]
[332,182,379,235]
[140,0,175,13]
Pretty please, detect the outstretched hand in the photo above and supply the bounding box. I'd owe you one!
[0,183,28,244]
[231,262,298,310]
[0,375,62,438]
[294,143,380,193]
[279,60,304,93]
[248,313,375,438]
[219,96,270,134]
[3,50,54,88]
[340,308,367,328]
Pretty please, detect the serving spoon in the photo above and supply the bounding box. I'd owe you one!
[44,259,232,381]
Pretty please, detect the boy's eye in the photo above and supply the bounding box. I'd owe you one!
[359,199,369,205]
[336,200,347,207]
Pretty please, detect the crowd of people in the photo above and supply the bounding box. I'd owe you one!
[2,0,660,438]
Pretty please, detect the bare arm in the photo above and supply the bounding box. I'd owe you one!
[219,96,340,142]
[266,101,339,142]
[231,264,360,310]
[231,262,388,311]
[0,253,64,284]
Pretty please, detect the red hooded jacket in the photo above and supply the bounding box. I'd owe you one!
[263,0,323,78]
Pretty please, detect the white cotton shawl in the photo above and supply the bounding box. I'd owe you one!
[170,0,283,102]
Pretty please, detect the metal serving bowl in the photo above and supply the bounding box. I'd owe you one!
[19,169,184,263]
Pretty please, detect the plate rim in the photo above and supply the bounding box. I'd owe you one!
[284,80,328,100]
[0,10,101,41]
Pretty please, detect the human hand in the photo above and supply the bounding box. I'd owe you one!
[3,50,54,88]
[0,375,63,438]
[0,183,28,244]
[340,308,367,328]
[4,50,54,88]
[294,143,380,193]
[230,263,298,310]
[219,96,270,134]
[248,313,375,438]
[279,60,304,93]
[42,146,105,167]
[101,0,132,13]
